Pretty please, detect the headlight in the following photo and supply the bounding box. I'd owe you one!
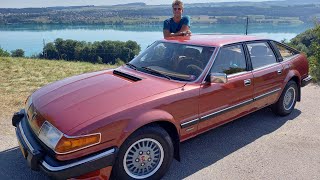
[39,121,101,154]
[39,121,63,149]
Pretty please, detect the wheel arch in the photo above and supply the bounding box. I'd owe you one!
[289,76,301,102]
[283,70,301,102]
[118,110,181,162]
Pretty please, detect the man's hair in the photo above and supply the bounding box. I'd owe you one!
[172,0,184,8]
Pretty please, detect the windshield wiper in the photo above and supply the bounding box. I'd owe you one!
[125,63,137,70]
[140,67,171,80]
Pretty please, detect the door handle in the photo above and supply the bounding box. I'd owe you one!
[277,69,282,74]
[244,79,251,86]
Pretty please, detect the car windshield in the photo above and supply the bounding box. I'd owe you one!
[128,41,215,82]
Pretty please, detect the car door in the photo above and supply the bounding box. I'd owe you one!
[245,41,286,109]
[197,44,254,132]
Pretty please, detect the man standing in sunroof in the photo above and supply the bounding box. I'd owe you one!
[163,0,191,38]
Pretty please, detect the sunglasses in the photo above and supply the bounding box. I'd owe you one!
[173,8,182,11]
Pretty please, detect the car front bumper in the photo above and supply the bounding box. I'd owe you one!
[12,109,118,179]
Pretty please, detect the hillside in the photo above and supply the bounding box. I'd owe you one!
[0,0,319,25]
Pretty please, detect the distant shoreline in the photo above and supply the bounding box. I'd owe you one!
[1,1,317,26]
[0,19,305,26]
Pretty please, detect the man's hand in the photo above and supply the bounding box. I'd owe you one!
[163,29,192,38]
[180,30,192,36]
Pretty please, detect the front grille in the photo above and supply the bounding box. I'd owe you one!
[26,104,46,135]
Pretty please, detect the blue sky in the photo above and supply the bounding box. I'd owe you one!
[1,0,268,8]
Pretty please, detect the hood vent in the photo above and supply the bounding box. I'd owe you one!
[113,70,142,82]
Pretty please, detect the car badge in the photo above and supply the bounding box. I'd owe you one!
[31,111,37,121]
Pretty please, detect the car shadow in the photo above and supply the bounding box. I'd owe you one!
[0,147,49,179]
[0,108,300,180]
[163,108,301,179]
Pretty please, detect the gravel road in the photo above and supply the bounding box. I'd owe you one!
[1,84,319,180]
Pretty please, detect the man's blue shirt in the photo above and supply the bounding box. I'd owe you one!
[163,16,190,33]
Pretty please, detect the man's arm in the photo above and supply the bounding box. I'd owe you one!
[180,24,190,32]
[163,25,191,38]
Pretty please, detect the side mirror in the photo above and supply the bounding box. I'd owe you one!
[205,73,228,83]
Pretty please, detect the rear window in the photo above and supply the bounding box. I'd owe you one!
[247,42,277,69]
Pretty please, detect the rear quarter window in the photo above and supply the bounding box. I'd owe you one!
[274,42,299,61]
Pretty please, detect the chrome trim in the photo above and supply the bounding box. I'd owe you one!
[244,79,251,86]
[252,62,281,71]
[227,71,251,78]
[186,127,195,132]
[210,73,228,83]
[181,88,282,127]
[303,75,312,82]
[56,132,102,155]
[254,88,281,100]
[181,118,199,128]
[41,148,116,172]
[18,122,35,153]
[25,96,32,114]
[301,75,312,87]
[201,99,253,120]
[277,69,282,74]
[283,54,299,61]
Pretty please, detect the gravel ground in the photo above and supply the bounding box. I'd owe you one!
[0,84,319,180]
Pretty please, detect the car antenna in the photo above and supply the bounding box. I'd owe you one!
[181,82,188,91]
[245,16,249,35]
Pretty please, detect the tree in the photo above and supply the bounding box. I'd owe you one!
[11,49,25,57]
[42,42,58,59]
[40,38,141,64]
[0,47,10,57]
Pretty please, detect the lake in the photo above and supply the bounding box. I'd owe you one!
[0,23,313,56]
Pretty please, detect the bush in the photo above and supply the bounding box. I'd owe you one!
[115,58,125,66]
[289,22,320,82]
[309,56,320,82]
[0,47,10,57]
[11,49,25,57]
[97,56,103,64]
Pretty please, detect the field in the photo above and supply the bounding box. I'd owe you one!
[0,57,116,136]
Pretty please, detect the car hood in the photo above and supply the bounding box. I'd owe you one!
[32,68,183,133]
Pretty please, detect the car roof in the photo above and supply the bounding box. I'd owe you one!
[162,34,269,47]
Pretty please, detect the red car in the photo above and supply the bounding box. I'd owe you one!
[13,35,312,179]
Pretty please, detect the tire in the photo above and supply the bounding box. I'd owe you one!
[112,125,174,180]
[272,80,298,116]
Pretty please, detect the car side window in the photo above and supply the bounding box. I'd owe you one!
[211,44,247,75]
[247,42,277,69]
[274,42,298,61]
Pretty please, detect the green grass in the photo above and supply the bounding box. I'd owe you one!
[0,57,117,134]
